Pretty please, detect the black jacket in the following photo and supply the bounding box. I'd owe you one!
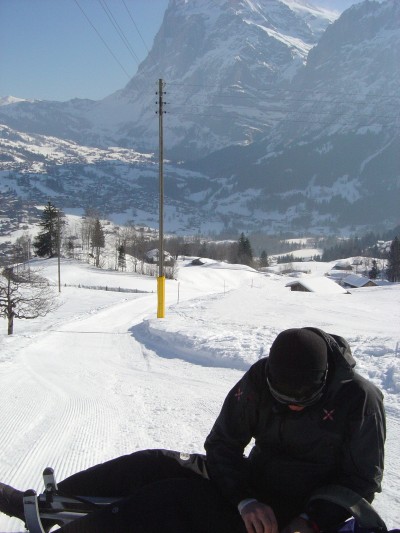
[204,328,386,529]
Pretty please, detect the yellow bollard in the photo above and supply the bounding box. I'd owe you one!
[157,276,165,318]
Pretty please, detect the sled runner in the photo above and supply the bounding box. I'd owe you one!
[23,468,119,532]
[22,468,397,533]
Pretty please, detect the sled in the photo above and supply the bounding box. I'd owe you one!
[23,468,119,532]
[22,468,395,533]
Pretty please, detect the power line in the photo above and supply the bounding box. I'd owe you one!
[121,0,152,57]
[131,82,399,128]
[75,0,158,89]
[168,105,396,120]
[168,111,399,130]
[168,94,399,107]
[166,92,399,107]
[73,0,131,78]
[167,82,399,101]
[119,0,160,85]
[72,0,398,127]
[98,0,142,66]
[164,84,399,127]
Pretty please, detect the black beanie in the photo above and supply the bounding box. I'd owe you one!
[268,328,328,397]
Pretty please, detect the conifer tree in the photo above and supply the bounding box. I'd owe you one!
[91,218,105,268]
[259,250,269,268]
[33,202,61,258]
[118,244,127,271]
[237,233,253,266]
[369,259,380,280]
[387,236,400,282]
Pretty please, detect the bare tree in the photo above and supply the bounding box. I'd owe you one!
[79,211,100,260]
[0,267,58,335]
[11,233,31,265]
[80,217,93,256]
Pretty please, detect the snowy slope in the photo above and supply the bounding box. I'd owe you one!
[0,124,225,235]
[0,257,399,532]
[280,0,338,37]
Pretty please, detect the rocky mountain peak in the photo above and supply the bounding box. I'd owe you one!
[0,1,398,235]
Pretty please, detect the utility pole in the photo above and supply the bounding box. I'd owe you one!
[27,236,31,281]
[156,79,166,318]
[57,209,61,293]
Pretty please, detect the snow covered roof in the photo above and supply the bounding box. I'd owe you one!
[342,274,377,288]
[286,276,348,294]
[145,249,172,260]
[332,260,353,270]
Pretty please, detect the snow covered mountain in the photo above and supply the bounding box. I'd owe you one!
[98,0,338,158]
[0,0,336,157]
[0,0,399,234]
[0,96,36,106]
[187,0,400,231]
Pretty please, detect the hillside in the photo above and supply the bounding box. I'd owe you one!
[0,257,399,531]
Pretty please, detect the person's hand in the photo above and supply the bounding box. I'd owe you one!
[240,501,279,533]
[280,516,316,533]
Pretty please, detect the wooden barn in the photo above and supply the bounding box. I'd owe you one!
[342,274,377,289]
[286,277,348,294]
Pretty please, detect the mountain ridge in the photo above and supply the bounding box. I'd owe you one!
[0,0,399,235]
[0,0,334,156]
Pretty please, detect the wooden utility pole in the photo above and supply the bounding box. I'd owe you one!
[157,79,166,318]
[57,210,61,293]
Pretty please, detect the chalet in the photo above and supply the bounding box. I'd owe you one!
[342,274,377,289]
[286,277,348,294]
[332,261,353,271]
[145,249,173,263]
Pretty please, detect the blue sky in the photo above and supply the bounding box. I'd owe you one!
[0,0,362,102]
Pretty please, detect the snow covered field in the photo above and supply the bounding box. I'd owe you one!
[0,258,399,532]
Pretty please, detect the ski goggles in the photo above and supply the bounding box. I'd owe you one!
[267,368,328,407]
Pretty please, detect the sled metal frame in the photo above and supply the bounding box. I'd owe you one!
[22,470,390,533]
[23,468,119,533]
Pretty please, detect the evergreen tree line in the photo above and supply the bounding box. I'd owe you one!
[4,207,398,337]
[33,203,106,268]
[319,227,400,282]
[160,233,266,268]
[321,226,400,262]
[29,205,264,271]
[13,202,400,282]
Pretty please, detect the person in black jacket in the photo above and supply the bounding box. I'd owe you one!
[0,328,385,533]
[204,327,386,533]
